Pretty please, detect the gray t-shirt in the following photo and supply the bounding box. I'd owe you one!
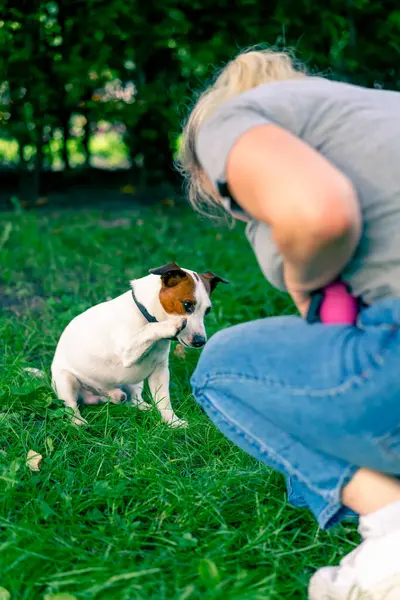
[196,77,400,303]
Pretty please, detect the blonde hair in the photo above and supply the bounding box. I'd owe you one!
[176,47,307,216]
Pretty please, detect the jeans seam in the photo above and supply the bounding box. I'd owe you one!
[197,372,365,398]
[194,325,400,399]
[196,389,340,503]
[319,465,359,529]
[197,348,389,398]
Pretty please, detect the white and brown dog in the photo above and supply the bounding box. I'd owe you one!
[50,262,228,427]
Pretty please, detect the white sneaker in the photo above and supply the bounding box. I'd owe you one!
[308,523,400,600]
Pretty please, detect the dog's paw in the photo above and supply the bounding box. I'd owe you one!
[67,408,88,427]
[129,398,152,411]
[108,389,127,405]
[162,316,187,340]
[71,414,88,427]
[169,417,188,429]
[175,317,187,336]
[136,400,152,411]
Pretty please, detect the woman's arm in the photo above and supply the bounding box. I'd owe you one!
[225,123,362,315]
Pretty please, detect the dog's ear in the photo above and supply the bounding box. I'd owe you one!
[149,262,187,288]
[199,271,229,295]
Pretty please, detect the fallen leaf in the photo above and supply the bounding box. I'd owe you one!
[161,198,175,207]
[198,558,220,588]
[174,344,187,359]
[215,233,223,241]
[36,196,49,206]
[0,587,10,600]
[120,184,135,195]
[26,450,43,472]
[24,367,45,379]
[136,219,144,226]
[46,437,54,453]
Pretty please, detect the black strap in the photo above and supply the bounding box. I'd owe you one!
[306,290,324,324]
[216,180,232,200]
[216,180,243,214]
[131,286,158,323]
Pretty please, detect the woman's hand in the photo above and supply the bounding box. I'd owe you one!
[287,287,311,318]
[284,262,312,317]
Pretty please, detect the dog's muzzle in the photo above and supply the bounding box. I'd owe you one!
[191,334,206,348]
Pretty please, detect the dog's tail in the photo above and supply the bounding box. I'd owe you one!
[24,367,46,379]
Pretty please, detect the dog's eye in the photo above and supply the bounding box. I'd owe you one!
[205,306,211,316]
[183,301,195,314]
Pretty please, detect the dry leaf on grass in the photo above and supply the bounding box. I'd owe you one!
[120,184,135,195]
[26,450,43,472]
[36,196,49,206]
[24,367,45,379]
[0,587,10,600]
[174,344,187,359]
[46,437,54,454]
[161,198,175,207]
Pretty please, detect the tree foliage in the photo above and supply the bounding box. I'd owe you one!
[1,0,400,200]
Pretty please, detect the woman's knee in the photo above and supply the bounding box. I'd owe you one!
[191,315,299,392]
[191,325,238,392]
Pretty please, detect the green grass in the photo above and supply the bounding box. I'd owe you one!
[0,204,357,599]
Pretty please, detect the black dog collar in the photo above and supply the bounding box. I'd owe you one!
[131,286,158,323]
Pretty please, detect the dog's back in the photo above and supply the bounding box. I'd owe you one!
[51,292,143,383]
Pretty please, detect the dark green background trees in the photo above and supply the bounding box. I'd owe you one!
[1,0,400,203]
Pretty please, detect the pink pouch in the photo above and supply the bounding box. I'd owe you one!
[306,281,359,325]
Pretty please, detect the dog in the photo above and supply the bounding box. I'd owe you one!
[50,262,228,427]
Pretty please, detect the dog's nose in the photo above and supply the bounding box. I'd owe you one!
[191,334,206,348]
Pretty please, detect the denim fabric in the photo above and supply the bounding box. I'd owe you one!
[191,299,400,529]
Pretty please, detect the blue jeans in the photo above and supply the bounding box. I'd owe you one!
[191,299,400,529]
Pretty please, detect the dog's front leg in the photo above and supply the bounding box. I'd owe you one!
[148,362,187,428]
[120,317,186,368]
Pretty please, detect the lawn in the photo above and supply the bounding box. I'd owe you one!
[0,202,357,600]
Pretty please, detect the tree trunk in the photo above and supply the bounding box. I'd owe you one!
[82,113,91,167]
[128,116,178,186]
[62,113,70,170]
[130,47,182,186]
[33,129,43,200]
[17,140,41,205]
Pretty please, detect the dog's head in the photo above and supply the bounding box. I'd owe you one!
[149,262,228,348]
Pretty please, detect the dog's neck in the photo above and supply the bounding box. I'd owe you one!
[130,275,167,322]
